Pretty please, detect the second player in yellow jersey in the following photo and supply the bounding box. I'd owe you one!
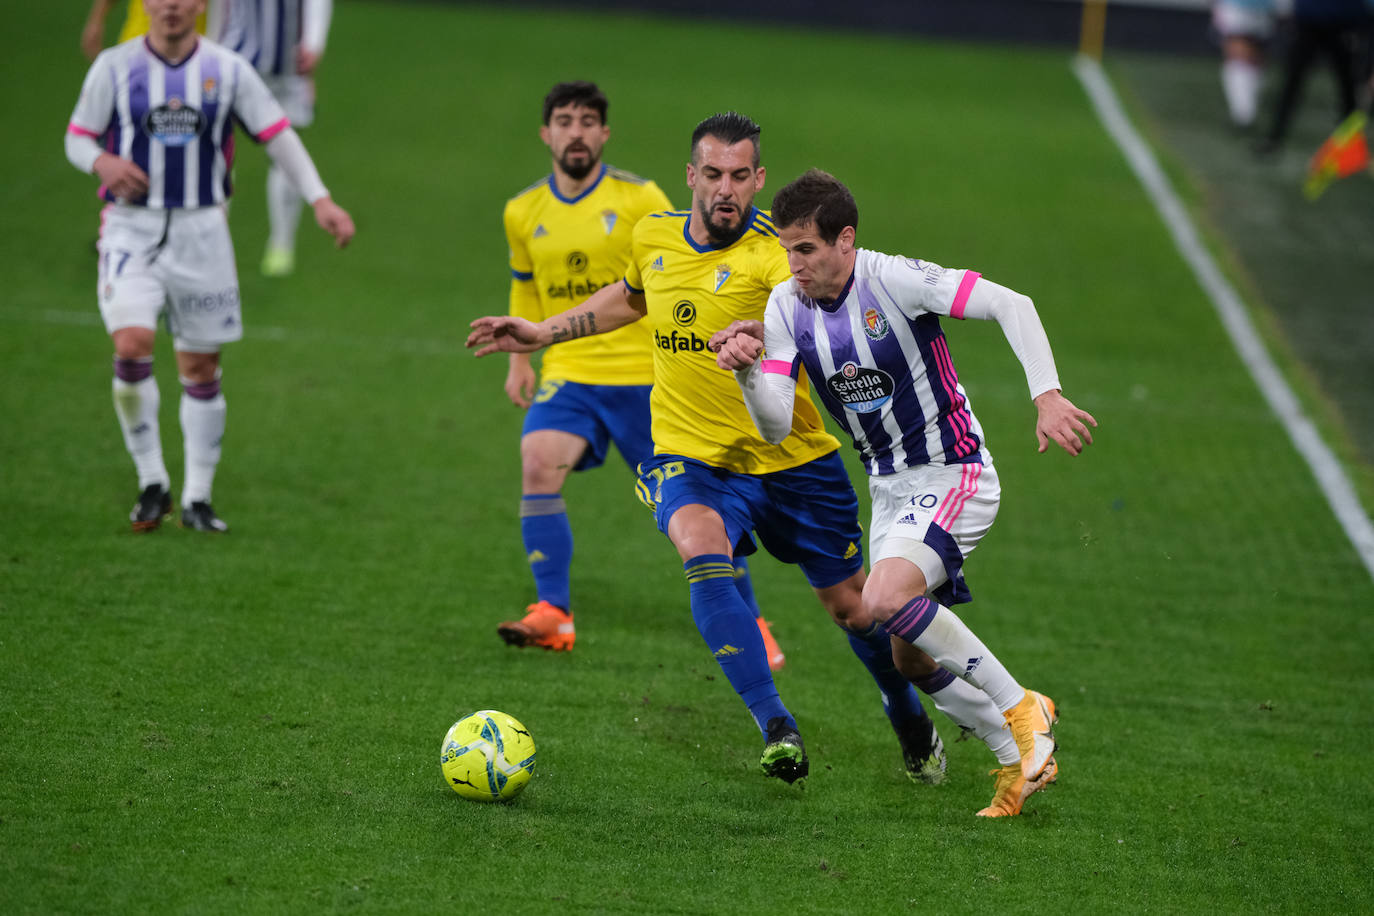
[505,163,667,386]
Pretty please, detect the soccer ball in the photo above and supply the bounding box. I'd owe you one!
[440,710,537,802]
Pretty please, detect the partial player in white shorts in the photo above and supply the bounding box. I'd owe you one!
[264,74,315,127]
[260,75,315,276]
[98,204,243,352]
[868,457,1001,607]
[1212,0,1275,128]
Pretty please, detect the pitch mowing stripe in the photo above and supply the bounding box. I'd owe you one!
[1073,55,1374,581]
[1,308,466,355]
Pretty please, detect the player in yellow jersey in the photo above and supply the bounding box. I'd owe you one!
[492,85,783,669]
[471,113,997,787]
[81,0,211,60]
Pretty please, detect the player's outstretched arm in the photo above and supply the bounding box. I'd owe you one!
[467,316,548,356]
[708,319,765,370]
[469,280,644,358]
[1033,389,1097,456]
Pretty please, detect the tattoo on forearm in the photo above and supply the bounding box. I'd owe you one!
[551,311,598,343]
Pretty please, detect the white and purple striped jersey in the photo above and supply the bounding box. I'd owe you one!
[67,36,289,209]
[220,0,332,78]
[761,249,990,476]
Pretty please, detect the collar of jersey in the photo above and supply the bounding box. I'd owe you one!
[814,269,856,312]
[682,206,760,253]
[547,163,607,205]
[143,36,201,70]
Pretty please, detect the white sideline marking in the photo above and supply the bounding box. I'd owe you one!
[1073,55,1374,581]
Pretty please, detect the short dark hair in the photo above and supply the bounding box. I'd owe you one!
[690,112,761,167]
[771,169,859,244]
[542,81,608,125]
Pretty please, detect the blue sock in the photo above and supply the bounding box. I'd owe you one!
[732,556,763,618]
[520,494,573,613]
[685,554,790,736]
[843,621,930,731]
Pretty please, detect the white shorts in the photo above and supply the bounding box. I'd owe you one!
[265,75,315,128]
[868,458,1001,604]
[97,204,242,352]
[1213,2,1275,40]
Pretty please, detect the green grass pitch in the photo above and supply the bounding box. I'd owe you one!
[2,1,1371,912]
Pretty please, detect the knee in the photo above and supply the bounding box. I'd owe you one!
[176,351,220,385]
[111,328,155,361]
[860,583,907,626]
[519,441,567,492]
[818,576,870,629]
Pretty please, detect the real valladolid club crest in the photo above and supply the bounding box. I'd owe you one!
[714,264,732,292]
[863,307,890,341]
[202,77,218,102]
[601,210,617,235]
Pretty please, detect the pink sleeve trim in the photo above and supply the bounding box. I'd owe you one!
[255,117,291,143]
[68,123,101,139]
[760,359,792,375]
[950,270,981,319]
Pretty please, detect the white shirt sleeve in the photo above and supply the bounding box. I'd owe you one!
[734,292,801,445]
[65,132,105,174]
[302,0,333,55]
[230,56,290,139]
[264,127,329,203]
[882,254,1061,400]
[954,276,1062,400]
[67,52,114,146]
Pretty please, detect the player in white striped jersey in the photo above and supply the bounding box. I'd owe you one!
[218,0,334,276]
[712,169,1096,816]
[65,0,354,532]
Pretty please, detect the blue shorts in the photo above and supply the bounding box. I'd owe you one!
[636,451,864,589]
[522,380,653,472]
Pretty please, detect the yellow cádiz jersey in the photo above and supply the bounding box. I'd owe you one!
[119,4,208,42]
[504,164,670,386]
[623,207,840,474]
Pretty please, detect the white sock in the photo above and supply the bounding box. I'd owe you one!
[266,164,304,253]
[1222,60,1262,127]
[180,378,226,506]
[112,370,169,489]
[886,596,1025,712]
[924,674,1021,766]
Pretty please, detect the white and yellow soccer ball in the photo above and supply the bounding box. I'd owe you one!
[440,710,537,802]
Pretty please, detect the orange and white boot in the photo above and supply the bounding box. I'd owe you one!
[497,601,575,651]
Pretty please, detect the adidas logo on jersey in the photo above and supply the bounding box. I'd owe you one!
[651,256,664,271]
[533,224,549,239]
[714,644,743,658]
[843,542,859,559]
[527,549,548,563]
[898,513,919,525]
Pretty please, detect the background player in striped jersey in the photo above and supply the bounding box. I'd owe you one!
[713,168,1096,816]
[492,83,783,665]
[218,0,333,276]
[65,0,354,532]
[471,113,1020,790]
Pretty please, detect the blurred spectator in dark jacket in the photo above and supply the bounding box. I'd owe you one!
[1258,0,1372,151]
